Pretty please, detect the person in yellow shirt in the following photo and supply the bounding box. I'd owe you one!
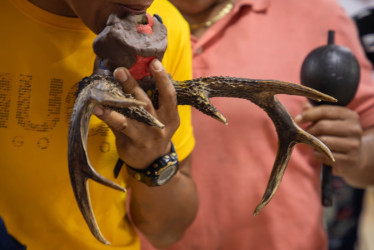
[0,0,197,249]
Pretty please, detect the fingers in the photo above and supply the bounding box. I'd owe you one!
[295,105,362,135]
[295,105,357,123]
[113,67,152,107]
[92,78,151,140]
[149,60,177,109]
[311,131,361,168]
[149,59,176,107]
[149,59,179,127]
[306,119,363,137]
[92,61,179,169]
[298,106,362,152]
[316,135,361,153]
[295,105,363,175]
[94,105,129,133]
[314,150,359,174]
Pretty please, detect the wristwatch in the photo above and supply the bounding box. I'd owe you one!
[126,142,179,187]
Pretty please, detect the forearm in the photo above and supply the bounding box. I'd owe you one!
[128,155,198,248]
[342,127,374,188]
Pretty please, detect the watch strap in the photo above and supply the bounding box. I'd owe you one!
[125,142,179,186]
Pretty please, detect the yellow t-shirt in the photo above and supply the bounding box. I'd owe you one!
[0,0,194,249]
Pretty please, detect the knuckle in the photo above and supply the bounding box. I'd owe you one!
[164,89,177,103]
[113,122,128,133]
[156,72,172,86]
[349,110,360,120]
[314,120,328,133]
[349,139,361,151]
[351,125,363,137]
[121,80,137,94]
[142,101,153,111]
[96,109,108,122]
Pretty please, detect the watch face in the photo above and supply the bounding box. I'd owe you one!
[156,164,178,185]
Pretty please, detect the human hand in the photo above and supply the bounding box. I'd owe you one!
[94,59,180,169]
[295,102,363,176]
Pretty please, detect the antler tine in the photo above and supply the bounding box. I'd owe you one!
[252,96,334,215]
[174,77,336,124]
[175,76,336,213]
[176,76,337,102]
[174,80,228,124]
[68,76,159,245]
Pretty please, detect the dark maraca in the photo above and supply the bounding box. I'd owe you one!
[300,30,360,206]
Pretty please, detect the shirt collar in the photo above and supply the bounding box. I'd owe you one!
[191,0,271,53]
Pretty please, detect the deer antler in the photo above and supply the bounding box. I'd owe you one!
[69,74,336,244]
[68,13,336,245]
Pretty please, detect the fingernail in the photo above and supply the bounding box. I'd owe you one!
[114,67,128,82]
[151,59,163,72]
[94,106,104,116]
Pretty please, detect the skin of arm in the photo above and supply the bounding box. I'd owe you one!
[128,155,197,248]
[295,102,374,188]
[94,60,198,248]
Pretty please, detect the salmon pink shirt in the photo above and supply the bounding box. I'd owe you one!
[141,0,374,249]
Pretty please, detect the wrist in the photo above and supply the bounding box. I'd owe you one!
[125,142,179,186]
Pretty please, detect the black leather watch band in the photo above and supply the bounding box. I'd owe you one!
[126,142,179,187]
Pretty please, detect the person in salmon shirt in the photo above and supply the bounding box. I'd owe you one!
[139,0,374,249]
